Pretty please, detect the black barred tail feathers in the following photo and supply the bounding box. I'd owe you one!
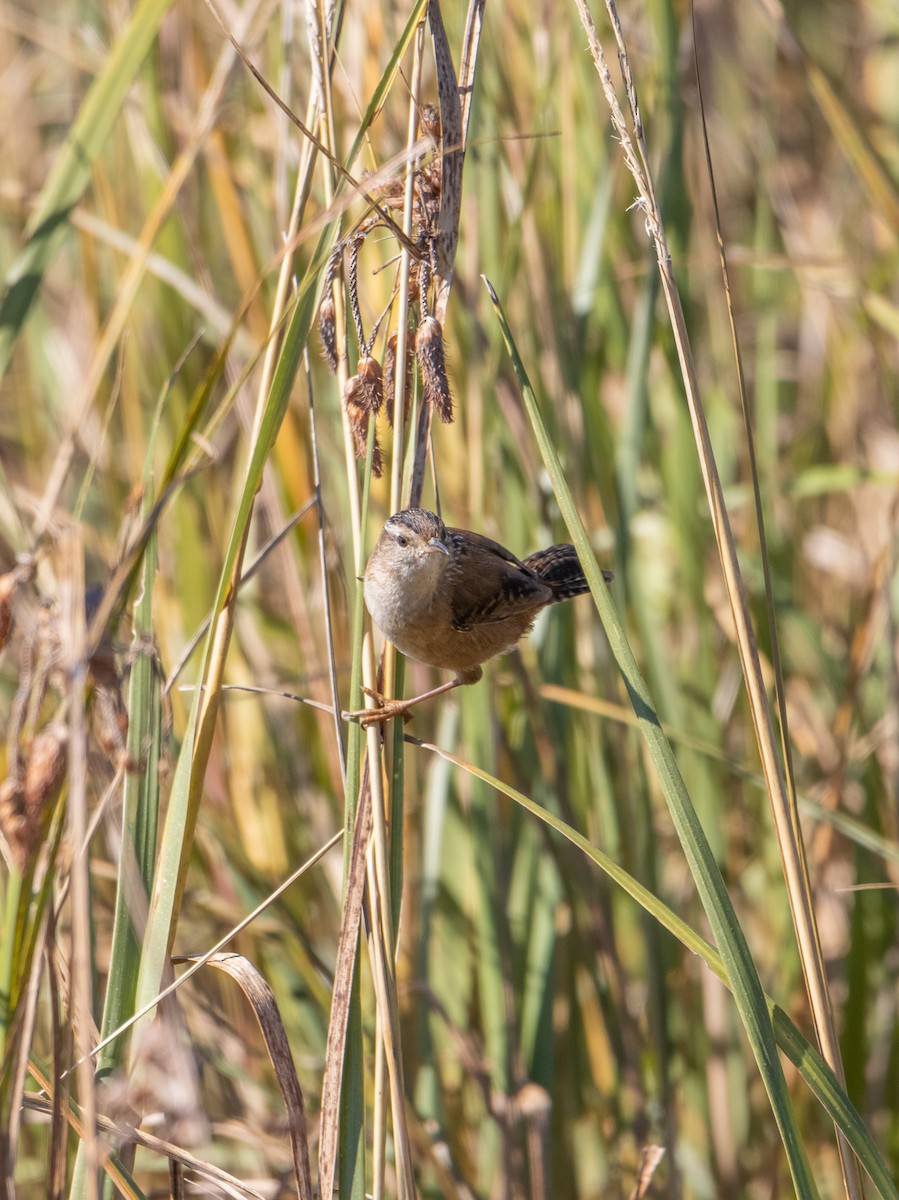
[523,544,614,601]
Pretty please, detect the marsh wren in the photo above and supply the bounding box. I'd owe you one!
[347,508,613,724]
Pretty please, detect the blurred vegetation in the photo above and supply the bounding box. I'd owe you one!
[0,0,898,1196]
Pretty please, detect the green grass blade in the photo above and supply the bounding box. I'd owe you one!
[0,0,176,380]
[485,276,819,1200]
[131,242,335,1036]
[413,739,898,1200]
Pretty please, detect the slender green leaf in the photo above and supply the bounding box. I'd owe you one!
[413,738,898,1200]
[486,277,819,1200]
[0,0,176,379]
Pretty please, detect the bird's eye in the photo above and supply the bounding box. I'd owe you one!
[395,534,408,547]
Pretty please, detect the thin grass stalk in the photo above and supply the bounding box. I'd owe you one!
[70,832,342,1078]
[1,892,47,1194]
[352,32,427,1195]
[45,915,67,1199]
[372,1031,388,1200]
[363,638,417,1195]
[71,381,168,1200]
[575,1,857,1192]
[391,24,426,517]
[128,246,334,1074]
[29,0,261,548]
[409,739,899,1200]
[689,17,861,1195]
[0,865,26,1136]
[31,1057,271,1200]
[60,530,99,1200]
[328,426,378,1200]
[251,88,325,445]
[363,846,415,1200]
[306,350,348,779]
[0,795,66,1193]
[486,275,818,1197]
[0,0,177,388]
[364,632,391,1200]
[380,20,425,736]
[312,0,362,571]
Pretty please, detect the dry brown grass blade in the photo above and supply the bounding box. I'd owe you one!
[317,762,374,1200]
[67,832,342,1077]
[45,927,67,1200]
[59,527,100,1200]
[204,0,420,258]
[575,1,859,1195]
[29,0,262,549]
[458,0,486,137]
[23,1082,267,1200]
[191,952,313,1200]
[628,1145,665,1200]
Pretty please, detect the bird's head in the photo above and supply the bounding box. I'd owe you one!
[369,508,450,594]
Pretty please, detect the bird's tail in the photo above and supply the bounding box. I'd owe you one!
[523,544,614,601]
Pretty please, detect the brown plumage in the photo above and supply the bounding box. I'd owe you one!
[349,509,613,724]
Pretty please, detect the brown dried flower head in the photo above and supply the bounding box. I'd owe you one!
[420,103,441,142]
[415,316,453,423]
[318,295,337,372]
[344,375,382,477]
[371,173,406,211]
[357,355,384,414]
[0,722,67,869]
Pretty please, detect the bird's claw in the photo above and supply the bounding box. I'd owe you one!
[342,687,414,727]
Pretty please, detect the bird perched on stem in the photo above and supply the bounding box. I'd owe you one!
[346,508,613,725]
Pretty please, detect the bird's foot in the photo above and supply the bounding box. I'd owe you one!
[342,686,414,727]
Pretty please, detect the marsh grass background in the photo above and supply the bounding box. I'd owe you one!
[1,0,898,1196]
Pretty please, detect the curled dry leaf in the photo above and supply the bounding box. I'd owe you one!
[415,315,453,423]
[344,374,382,477]
[629,1145,666,1200]
[195,952,314,1200]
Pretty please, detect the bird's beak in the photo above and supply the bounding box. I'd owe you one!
[427,537,450,556]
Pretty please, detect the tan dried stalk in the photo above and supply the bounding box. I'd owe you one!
[60,529,99,1200]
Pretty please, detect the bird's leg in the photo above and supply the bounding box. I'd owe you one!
[342,669,481,727]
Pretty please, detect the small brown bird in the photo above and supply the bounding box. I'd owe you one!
[347,508,613,723]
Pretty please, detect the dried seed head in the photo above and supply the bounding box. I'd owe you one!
[371,174,406,211]
[0,722,67,868]
[415,168,441,235]
[344,376,382,477]
[357,355,384,413]
[420,104,441,142]
[384,333,414,428]
[415,316,453,423]
[92,685,132,766]
[318,295,337,372]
